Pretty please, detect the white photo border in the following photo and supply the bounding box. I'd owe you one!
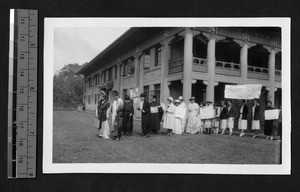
[44,18,291,174]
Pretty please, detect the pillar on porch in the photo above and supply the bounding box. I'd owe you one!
[117,63,121,95]
[206,29,216,102]
[160,34,173,104]
[119,63,124,99]
[134,54,140,89]
[182,28,193,101]
[139,53,144,94]
[268,47,277,105]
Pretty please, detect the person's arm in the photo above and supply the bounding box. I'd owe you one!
[143,100,150,113]
[167,104,175,114]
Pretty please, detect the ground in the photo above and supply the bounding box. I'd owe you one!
[53,110,281,164]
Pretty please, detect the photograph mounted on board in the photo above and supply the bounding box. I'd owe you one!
[43,18,290,174]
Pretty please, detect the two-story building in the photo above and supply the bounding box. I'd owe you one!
[77,27,281,117]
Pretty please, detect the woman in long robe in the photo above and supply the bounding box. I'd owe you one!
[173,100,182,135]
[264,100,274,140]
[149,95,162,134]
[186,97,200,134]
[163,97,176,136]
[96,90,111,139]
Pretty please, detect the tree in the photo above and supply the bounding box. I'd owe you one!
[53,63,84,109]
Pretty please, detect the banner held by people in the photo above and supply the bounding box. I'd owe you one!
[224,84,262,99]
[200,107,214,119]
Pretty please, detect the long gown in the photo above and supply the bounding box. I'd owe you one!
[163,103,176,130]
[174,106,183,134]
[186,103,200,134]
[99,109,110,139]
[149,101,161,132]
[111,98,123,132]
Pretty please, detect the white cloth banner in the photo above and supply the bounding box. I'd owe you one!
[200,107,214,119]
[265,109,280,120]
[175,107,186,119]
[150,106,159,113]
[224,84,262,99]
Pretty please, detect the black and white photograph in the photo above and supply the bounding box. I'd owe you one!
[43,18,290,174]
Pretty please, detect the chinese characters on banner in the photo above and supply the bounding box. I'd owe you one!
[265,109,281,120]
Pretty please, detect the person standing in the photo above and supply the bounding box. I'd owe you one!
[226,100,235,136]
[264,100,275,140]
[111,90,124,134]
[251,99,261,138]
[174,100,183,135]
[204,101,213,135]
[220,100,228,135]
[96,90,111,139]
[178,96,187,132]
[213,102,220,135]
[137,93,151,137]
[122,95,134,136]
[238,99,248,137]
[163,97,176,136]
[111,90,123,141]
[149,95,162,134]
[186,97,200,134]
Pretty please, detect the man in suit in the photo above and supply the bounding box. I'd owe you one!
[137,93,151,137]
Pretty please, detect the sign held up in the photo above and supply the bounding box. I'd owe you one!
[225,84,262,100]
[265,109,280,120]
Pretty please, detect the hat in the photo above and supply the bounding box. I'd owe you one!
[189,96,196,101]
[100,90,107,97]
[140,93,146,97]
[167,97,173,102]
[112,90,119,96]
[174,100,180,104]
[125,95,130,100]
[205,101,213,104]
[179,96,183,100]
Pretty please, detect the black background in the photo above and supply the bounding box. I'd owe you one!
[0,0,299,191]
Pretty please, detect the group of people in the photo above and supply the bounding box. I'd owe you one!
[96,90,282,142]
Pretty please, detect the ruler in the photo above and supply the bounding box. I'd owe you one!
[8,9,38,178]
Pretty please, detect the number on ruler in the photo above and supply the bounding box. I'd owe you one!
[20,18,25,24]
[19,87,24,94]
[18,157,24,164]
[19,122,24,129]
[20,35,25,42]
[19,105,24,111]
[20,71,25,77]
[20,53,25,60]
[19,140,23,146]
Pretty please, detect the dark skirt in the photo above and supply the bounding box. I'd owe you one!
[149,113,161,132]
[122,113,133,134]
[264,120,274,136]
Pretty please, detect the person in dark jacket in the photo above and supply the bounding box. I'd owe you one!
[149,95,162,134]
[226,100,235,136]
[238,99,248,137]
[251,99,261,138]
[137,93,151,137]
[111,90,123,141]
[122,95,134,135]
[264,100,274,140]
[220,100,228,135]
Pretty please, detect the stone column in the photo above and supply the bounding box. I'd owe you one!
[119,63,124,99]
[206,29,216,102]
[268,47,276,105]
[182,28,193,101]
[139,53,144,94]
[240,43,249,84]
[134,54,140,89]
[117,63,121,95]
[160,35,173,104]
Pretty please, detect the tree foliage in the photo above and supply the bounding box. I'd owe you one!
[53,63,84,109]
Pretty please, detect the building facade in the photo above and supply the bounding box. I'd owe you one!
[78,27,282,117]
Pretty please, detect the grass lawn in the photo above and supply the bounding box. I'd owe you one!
[53,110,281,164]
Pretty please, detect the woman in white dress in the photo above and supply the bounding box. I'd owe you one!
[163,97,176,136]
[173,100,182,135]
[238,99,248,137]
[186,97,200,134]
[96,90,111,139]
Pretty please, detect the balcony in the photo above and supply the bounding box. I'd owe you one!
[215,60,241,77]
[168,57,281,82]
[247,66,269,80]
